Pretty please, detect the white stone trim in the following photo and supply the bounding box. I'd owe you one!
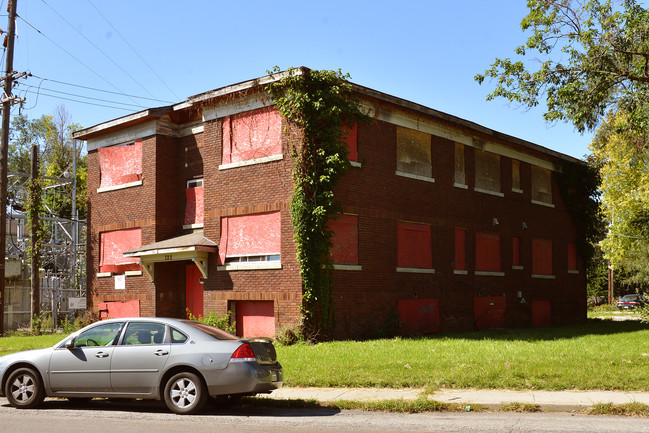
[512,188,523,194]
[474,187,504,198]
[350,161,362,168]
[333,264,363,271]
[125,270,142,276]
[97,180,143,193]
[218,262,282,271]
[453,270,468,275]
[396,267,435,274]
[475,271,505,277]
[183,223,204,230]
[568,270,580,275]
[532,274,556,279]
[97,272,112,278]
[512,265,524,271]
[395,171,435,183]
[202,93,274,122]
[454,182,469,190]
[532,200,556,208]
[219,154,283,170]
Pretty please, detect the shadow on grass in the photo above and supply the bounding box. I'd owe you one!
[407,319,649,343]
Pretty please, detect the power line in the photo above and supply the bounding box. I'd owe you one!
[87,0,181,101]
[17,14,139,106]
[40,0,159,101]
[29,74,175,104]
[20,88,140,111]
[21,84,147,109]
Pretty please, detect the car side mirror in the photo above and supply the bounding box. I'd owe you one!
[65,338,75,349]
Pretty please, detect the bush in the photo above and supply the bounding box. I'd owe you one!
[187,309,237,335]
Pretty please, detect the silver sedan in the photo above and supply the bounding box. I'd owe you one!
[0,317,283,414]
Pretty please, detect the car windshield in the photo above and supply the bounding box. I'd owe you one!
[622,295,639,301]
[181,320,238,340]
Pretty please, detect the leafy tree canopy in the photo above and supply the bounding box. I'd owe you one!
[476,0,649,134]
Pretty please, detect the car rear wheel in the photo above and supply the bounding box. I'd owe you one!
[5,368,45,409]
[163,372,207,415]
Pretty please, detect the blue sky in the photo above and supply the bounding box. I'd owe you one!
[8,0,592,159]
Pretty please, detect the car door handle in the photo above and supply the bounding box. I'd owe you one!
[95,352,109,358]
[154,350,169,356]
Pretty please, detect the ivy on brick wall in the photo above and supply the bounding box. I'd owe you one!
[268,67,367,339]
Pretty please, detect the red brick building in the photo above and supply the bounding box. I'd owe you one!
[73,69,587,339]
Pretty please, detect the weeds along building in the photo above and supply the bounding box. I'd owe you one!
[73,68,587,339]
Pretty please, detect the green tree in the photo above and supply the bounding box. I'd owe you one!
[475,0,649,134]
[590,109,649,286]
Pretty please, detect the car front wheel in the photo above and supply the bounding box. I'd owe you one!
[163,372,207,415]
[5,368,45,409]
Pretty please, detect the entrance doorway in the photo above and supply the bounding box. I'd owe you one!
[185,264,203,318]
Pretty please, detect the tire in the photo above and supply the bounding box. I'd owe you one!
[4,368,45,409]
[163,372,207,415]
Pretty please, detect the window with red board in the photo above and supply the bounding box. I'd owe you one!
[99,228,142,274]
[568,243,578,272]
[222,107,283,165]
[532,238,553,275]
[475,232,501,272]
[330,214,359,265]
[454,228,466,271]
[184,178,204,228]
[343,124,358,162]
[397,221,432,269]
[98,140,142,190]
[219,212,281,269]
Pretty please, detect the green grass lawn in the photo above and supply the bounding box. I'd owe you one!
[2,319,648,392]
[277,319,649,391]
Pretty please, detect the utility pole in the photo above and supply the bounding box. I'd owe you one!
[30,145,40,326]
[0,0,18,336]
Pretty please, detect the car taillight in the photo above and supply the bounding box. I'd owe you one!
[231,343,256,362]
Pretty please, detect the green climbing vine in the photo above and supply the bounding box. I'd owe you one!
[268,67,367,339]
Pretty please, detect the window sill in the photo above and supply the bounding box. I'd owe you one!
[512,188,523,194]
[453,269,468,275]
[454,182,468,190]
[568,270,580,275]
[125,270,142,276]
[183,223,204,230]
[531,200,555,208]
[97,180,143,193]
[218,262,282,271]
[475,271,505,277]
[97,272,112,278]
[350,161,362,168]
[532,274,556,279]
[395,171,435,183]
[512,265,524,271]
[219,154,283,170]
[333,264,363,271]
[474,187,504,198]
[396,267,435,274]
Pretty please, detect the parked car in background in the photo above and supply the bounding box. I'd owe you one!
[0,317,283,414]
[617,294,647,310]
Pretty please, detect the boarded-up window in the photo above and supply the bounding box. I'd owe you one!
[330,214,358,265]
[513,236,521,266]
[219,212,281,264]
[532,165,552,204]
[568,243,577,271]
[533,238,553,275]
[222,107,282,164]
[184,179,204,227]
[98,140,142,189]
[512,160,521,190]
[454,143,466,185]
[397,221,432,269]
[476,232,501,272]
[475,150,501,192]
[343,124,358,162]
[100,228,142,274]
[396,127,432,178]
[455,228,466,271]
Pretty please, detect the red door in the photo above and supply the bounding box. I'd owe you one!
[236,301,275,338]
[185,264,203,318]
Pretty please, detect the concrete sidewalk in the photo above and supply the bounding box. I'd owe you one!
[266,387,649,411]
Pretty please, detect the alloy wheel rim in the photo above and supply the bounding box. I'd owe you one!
[11,375,35,402]
[170,378,197,408]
